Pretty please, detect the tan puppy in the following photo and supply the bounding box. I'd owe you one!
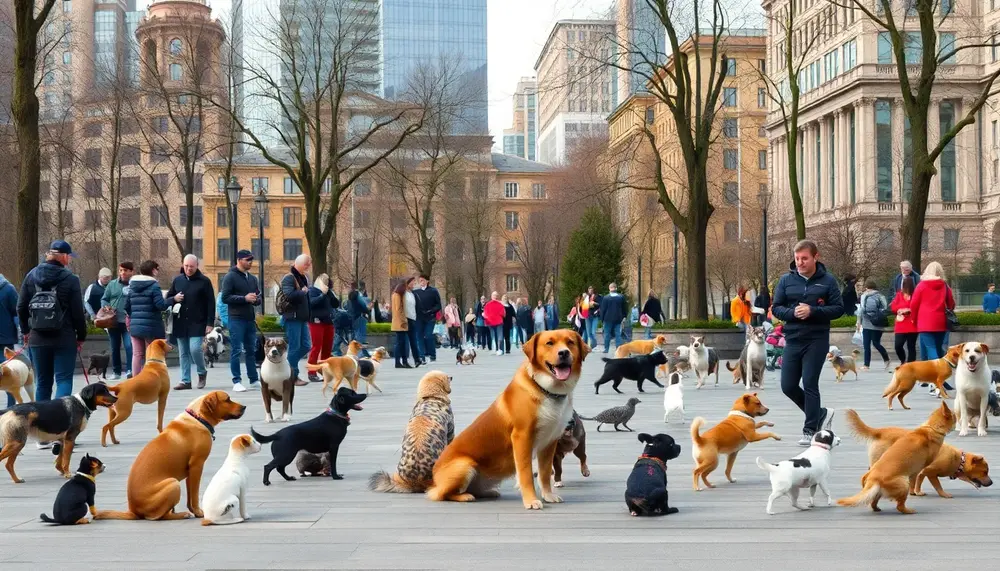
[844,408,992,497]
[357,347,388,393]
[95,391,246,520]
[0,348,34,404]
[427,330,590,510]
[882,344,961,409]
[307,340,365,394]
[827,349,860,382]
[614,335,667,359]
[690,393,780,491]
[838,401,956,513]
[101,339,172,446]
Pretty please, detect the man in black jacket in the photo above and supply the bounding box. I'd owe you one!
[771,240,843,446]
[17,240,88,403]
[83,267,111,320]
[474,295,489,349]
[280,254,312,385]
[598,283,626,353]
[167,255,216,390]
[412,274,442,362]
[221,250,262,392]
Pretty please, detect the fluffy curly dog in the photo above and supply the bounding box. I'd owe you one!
[368,371,454,493]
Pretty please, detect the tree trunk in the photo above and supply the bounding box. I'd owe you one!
[785,127,806,239]
[685,208,710,320]
[902,163,933,271]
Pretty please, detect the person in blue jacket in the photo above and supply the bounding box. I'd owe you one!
[983,283,1000,313]
[0,272,19,406]
[125,260,168,375]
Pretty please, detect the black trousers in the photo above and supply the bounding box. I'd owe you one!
[780,334,828,434]
[894,332,918,364]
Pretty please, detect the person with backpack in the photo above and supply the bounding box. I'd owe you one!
[166,255,215,390]
[0,272,19,407]
[17,240,88,403]
[221,250,262,392]
[125,260,168,375]
[856,278,891,371]
[100,262,134,380]
[306,273,339,381]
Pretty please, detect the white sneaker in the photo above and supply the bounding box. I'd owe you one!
[107,373,121,381]
[248,382,260,390]
[496,350,503,356]
[232,382,247,392]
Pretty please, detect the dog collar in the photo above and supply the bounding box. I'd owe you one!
[950,452,966,480]
[75,472,96,483]
[146,358,166,365]
[185,409,215,440]
[638,455,666,470]
[944,356,958,369]
[811,442,832,451]
[72,394,93,419]
[325,408,351,423]
[728,410,754,420]
[534,381,567,401]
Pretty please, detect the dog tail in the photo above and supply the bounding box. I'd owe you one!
[305,362,326,372]
[368,470,426,493]
[726,361,737,371]
[39,513,58,524]
[837,480,881,507]
[851,349,861,357]
[690,417,706,448]
[93,510,139,520]
[881,372,900,398]
[844,409,882,443]
[755,456,777,473]
[249,426,278,444]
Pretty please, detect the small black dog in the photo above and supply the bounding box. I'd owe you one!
[625,433,681,516]
[251,387,367,485]
[39,454,105,525]
[87,351,110,380]
[594,351,669,394]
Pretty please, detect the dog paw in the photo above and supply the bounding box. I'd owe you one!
[12,477,24,484]
[958,429,968,436]
[243,514,251,521]
[542,492,563,503]
[910,490,925,496]
[191,509,204,518]
[581,467,591,477]
[978,429,988,437]
[772,435,782,441]
[281,415,292,423]
[554,481,564,488]
[763,421,775,427]
[523,499,544,510]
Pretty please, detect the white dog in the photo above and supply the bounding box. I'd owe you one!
[955,342,991,436]
[755,430,840,515]
[201,434,261,526]
[662,370,684,424]
[688,336,719,389]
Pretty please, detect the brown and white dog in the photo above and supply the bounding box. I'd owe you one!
[102,339,172,446]
[688,336,720,389]
[427,330,590,510]
[614,334,668,359]
[357,347,388,394]
[0,347,34,404]
[690,393,780,491]
[260,338,294,423]
[953,342,992,436]
[881,344,961,409]
[307,340,365,394]
[826,349,860,383]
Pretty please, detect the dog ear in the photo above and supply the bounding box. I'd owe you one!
[522,333,539,362]
[575,331,591,361]
[637,433,651,443]
[970,456,983,466]
[981,343,990,354]
[741,394,751,405]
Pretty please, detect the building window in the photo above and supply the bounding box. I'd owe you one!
[85,148,101,168]
[849,109,856,204]
[121,145,140,166]
[722,118,738,138]
[150,239,169,260]
[723,87,737,107]
[248,177,268,194]
[62,0,71,13]
[940,33,956,64]
[354,179,371,196]
[723,58,736,76]
[169,63,182,81]
[217,176,226,192]
[216,207,228,228]
[842,39,857,71]
[944,228,960,251]
[121,176,140,196]
[758,126,766,138]
[283,239,303,261]
[191,239,203,259]
[250,206,270,228]
[151,116,168,133]
[757,88,766,108]
[178,205,202,227]
[723,182,739,205]
[757,58,766,74]
[283,177,299,194]
[505,274,519,292]
[724,221,738,242]
[875,100,893,202]
[922,229,930,251]
[150,205,168,227]
[119,208,139,230]
[169,38,182,56]
[531,183,546,199]
[877,32,892,64]
[251,238,270,261]
[85,209,101,229]
[505,211,519,230]
[645,106,654,124]
[217,239,231,262]
[355,209,371,228]
[758,150,767,170]
[85,178,101,197]
[505,241,518,261]
[283,207,303,228]
[940,101,956,202]
[504,182,519,198]
[84,123,102,138]
[903,32,922,64]
[723,149,738,170]
[152,173,169,191]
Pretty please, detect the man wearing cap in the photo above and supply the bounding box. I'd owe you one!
[221,250,262,392]
[84,267,112,320]
[17,240,88,406]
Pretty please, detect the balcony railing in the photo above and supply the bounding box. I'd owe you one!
[877,201,896,212]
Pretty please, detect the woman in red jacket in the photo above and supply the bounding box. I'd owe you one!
[909,261,955,362]
[483,291,506,356]
[889,276,918,365]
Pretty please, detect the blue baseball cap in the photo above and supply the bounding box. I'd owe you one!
[49,240,77,257]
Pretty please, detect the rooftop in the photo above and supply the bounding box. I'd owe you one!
[491,152,553,173]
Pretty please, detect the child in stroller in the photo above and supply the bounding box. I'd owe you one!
[765,323,785,370]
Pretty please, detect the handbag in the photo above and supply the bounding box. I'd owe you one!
[94,306,117,329]
[945,307,959,331]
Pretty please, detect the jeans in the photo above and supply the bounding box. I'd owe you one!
[229,318,259,384]
[780,335,829,434]
[584,315,599,347]
[284,320,311,380]
[406,318,423,363]
[2,344,14,406]
[332,329,351,356]
[603,321,623,353]
[645,326,653,339]
[919,331,947,360]
[354,317,368,346]
[418,318,437,360]
[30,345,76,401]
[861,329,889,367]
[894,332,918,364]
[176,336,207,385]
[476,325,489,349]
[308,323,334,365]
[108,323,132,376]
[394,330,410,365]
[490,325,504,350]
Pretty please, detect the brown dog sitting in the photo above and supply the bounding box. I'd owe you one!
[690,393,780,491]
[95,391,246,520]
[838,401,956,514]
[552,410,589,488]
[102,339,172,446]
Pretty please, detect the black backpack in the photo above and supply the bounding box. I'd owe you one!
[862,293,889,328]
[28,274,68,333]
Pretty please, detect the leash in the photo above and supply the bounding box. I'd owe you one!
[0,344,27,367]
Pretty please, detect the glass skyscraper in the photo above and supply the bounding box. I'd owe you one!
[381,0,488,134]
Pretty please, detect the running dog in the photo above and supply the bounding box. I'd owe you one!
[0,347,34,404]
[882,344,961,409]
[756,430,840,515]
[614,335,668,359]
[690,393,780,491]
[827,349,861,383]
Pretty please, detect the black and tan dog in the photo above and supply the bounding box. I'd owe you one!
[40,454,106,525]
[0,383,117,483]
[552,410,589,488]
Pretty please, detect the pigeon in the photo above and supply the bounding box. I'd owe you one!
[579,398,641,432]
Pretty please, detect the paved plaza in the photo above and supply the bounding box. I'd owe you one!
[1,345,998,570]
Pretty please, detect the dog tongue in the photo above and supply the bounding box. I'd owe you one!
[352,404,364,410]
[554,365,571,381]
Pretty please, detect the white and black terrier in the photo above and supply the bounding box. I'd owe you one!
[624,432,681,516]
[756,429,840,515]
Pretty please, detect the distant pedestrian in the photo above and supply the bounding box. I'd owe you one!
[483,292,505,355]
[598,283,626,353]
[464,307,476,344]
[391,280,413,368]
[403,277,423,365]
[101,262,134,380]
[890,276,918,365]
[892,260,921,293]
[125,260,168,375]
[730,286,752,331]
[474,295,489,349]
[166,255,215,390]
[351,282,372,350]
[532,299,547,335]
[582,286,602,347]
[280,254,313,386]
[983,283,1000,314]
[545,295,559,330]
[84,268,112,320]
[0,271,19,407]
[856,279,890,371]
[515,298,533,345]
[640,290,665,339]
[840,273,859,319]
[413,275,441,362]
[307,273,339,382]
[444,297,462,348]
[909,261,955,362]
[502,294,515,353]
[221,250,262,392]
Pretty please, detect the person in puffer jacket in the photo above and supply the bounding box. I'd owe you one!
[125,260,168,375]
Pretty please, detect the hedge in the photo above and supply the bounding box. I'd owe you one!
[558,319,738,330]
[829,311,1000,329]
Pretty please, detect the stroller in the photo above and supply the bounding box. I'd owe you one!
[765,324,785,371]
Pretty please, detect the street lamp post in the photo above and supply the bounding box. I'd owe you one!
[757,184,773,299]
[253,188,270,315]
[226,177,243,267]
[353,239,360,289]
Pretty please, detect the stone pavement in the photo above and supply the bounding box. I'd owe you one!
[1,345,998,570]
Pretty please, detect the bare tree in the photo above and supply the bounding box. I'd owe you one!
[814,203,896,281]
[446,172,499,298]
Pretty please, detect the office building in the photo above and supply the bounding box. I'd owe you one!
[614,0,664,103]
[502,77,537,160]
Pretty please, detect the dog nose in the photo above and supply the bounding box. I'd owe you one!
[558,349,570,360]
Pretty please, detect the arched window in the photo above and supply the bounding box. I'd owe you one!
[169,63,182,81]
[169,38,182,56]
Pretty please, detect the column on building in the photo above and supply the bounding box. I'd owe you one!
[802,122,813,213]
[835,108,848,208]
[928,98,942,203]
[856,98,875,203]
[820,114,832,212]
[958,97,977,202]
[890,98,905,205]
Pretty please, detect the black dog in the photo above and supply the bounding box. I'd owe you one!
[86,352,110,380]
[251,387,367,485]
[625,433,681,516]
[594,351,669,394]
[39,454,105,525]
